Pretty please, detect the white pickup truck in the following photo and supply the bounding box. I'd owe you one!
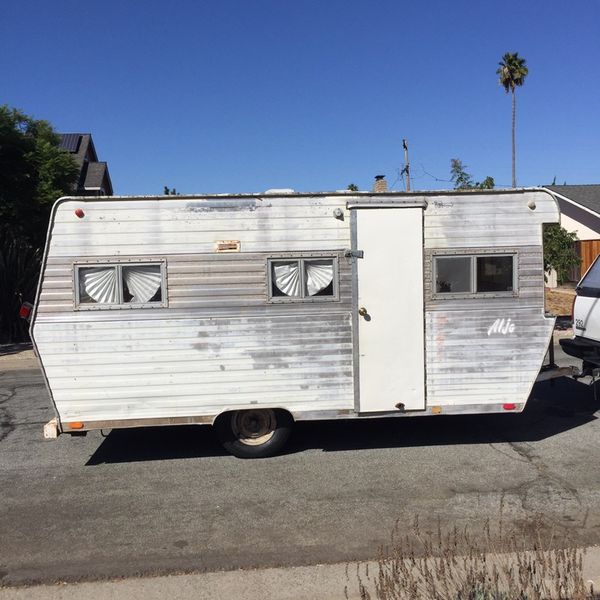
[560,256,600,373]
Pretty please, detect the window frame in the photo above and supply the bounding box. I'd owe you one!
[432,250,518,299]
[267,254,340,303]
[73,258,168,310]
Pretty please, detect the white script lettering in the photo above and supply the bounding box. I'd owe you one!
[487,318,516,336]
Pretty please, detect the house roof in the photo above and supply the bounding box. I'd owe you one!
[84,161,113,195]
[58,133,98,166]
[58,133,112,195]
[547,184,600,214]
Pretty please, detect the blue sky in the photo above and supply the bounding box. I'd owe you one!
[2,0,599,195]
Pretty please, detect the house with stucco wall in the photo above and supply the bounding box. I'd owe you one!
[546,184,600,281]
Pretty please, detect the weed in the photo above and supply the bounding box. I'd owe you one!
[347,517,596,600]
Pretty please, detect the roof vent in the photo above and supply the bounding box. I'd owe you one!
[263,188,295,195]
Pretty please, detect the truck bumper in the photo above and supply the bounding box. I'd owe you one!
[559,336,600,365]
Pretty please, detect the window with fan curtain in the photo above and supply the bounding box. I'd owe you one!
[76,262,165,308]
[269,257,338,301]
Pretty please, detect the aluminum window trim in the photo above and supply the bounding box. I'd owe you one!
[73,259,168,310]
[431,251,518,300]
[267,255,340,303]
[433,255,473,295]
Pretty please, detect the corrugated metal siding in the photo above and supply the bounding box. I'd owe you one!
[426,309,554,405]
[34,196,354,422]
[34,314,353,421]
[33,190,559,422]
[424,192,558,248]
[423,190,558,406]
[46,197,350,256]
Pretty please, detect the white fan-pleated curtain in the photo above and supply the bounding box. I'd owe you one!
[80,265,161,304]
[80,267,118,303]
[123,266,162,303]
[304,260,333,296]
[273,262,301,296]
[273,261,333,297]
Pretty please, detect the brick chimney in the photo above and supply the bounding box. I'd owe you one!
[373,175,387,193]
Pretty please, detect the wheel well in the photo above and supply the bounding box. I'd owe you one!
[212,408,295,427]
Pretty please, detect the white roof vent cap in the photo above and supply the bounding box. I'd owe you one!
[263,188,295,195]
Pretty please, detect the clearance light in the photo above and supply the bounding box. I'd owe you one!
[68,422,85,429]
[431,406,443,414]
[19,302,32,320]
[75,208,85,218]
[503,403,517,411]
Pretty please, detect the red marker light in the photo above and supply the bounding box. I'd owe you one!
[503,403,517,411]
[75,208,85,218]
[19,302,32,319]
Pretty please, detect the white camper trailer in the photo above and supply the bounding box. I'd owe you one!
[31,189,559,457]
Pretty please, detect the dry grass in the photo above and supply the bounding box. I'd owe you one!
[347,518,596,600]
[545,287,576,317]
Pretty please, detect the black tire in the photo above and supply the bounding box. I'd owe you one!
[214,409,293,458]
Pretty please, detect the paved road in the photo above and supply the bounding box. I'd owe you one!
[1,343,600,586]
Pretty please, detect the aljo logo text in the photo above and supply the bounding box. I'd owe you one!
[487,318,516,336]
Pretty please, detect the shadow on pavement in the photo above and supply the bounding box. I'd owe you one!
[86,425,228,464]
[87,377,599,465]
[0,342,33,356]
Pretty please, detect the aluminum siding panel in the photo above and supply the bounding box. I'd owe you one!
[33,196,354,422]
[32,190,559,422]
[423,191,558,406]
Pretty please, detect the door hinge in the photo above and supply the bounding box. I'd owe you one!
[344,249,364,259]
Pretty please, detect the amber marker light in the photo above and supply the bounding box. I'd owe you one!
[68,422,85,429]
[74,208,85,218]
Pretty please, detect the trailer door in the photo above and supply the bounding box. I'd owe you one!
[353,207,425,412]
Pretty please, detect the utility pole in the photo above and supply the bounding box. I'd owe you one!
[402,139,411,192]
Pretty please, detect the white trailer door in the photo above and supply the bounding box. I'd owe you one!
[354,207,425,412]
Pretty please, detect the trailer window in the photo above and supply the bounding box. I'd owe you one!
[122,265,163,303]
[75,262,166,308]
[78,267,119,304]
[476,256,513,292]
[434,254,515,297]
[435,257,471,293]
[269,257,337,302]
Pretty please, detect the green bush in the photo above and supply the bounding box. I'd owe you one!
[543,224,581,285]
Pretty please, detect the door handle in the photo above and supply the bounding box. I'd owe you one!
[358,307,368,317]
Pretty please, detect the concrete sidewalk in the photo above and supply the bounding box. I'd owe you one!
[2,548,600,600]
[1,562,359,600]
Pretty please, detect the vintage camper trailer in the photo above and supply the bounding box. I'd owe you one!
[31,189,559,457]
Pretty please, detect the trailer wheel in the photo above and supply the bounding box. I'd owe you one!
[214,409,293,458]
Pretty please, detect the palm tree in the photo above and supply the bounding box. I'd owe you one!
[497,52,528,187]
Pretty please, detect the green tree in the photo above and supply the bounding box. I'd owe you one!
[497,52,529,188]
[347,183,359,191]
[450,159,495,190]
[450,159,474,190]
[477,176,495,189]
[0,105,79,248]
[163,186,179,195]
[0,105,78,341]
[543,224,580,284]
